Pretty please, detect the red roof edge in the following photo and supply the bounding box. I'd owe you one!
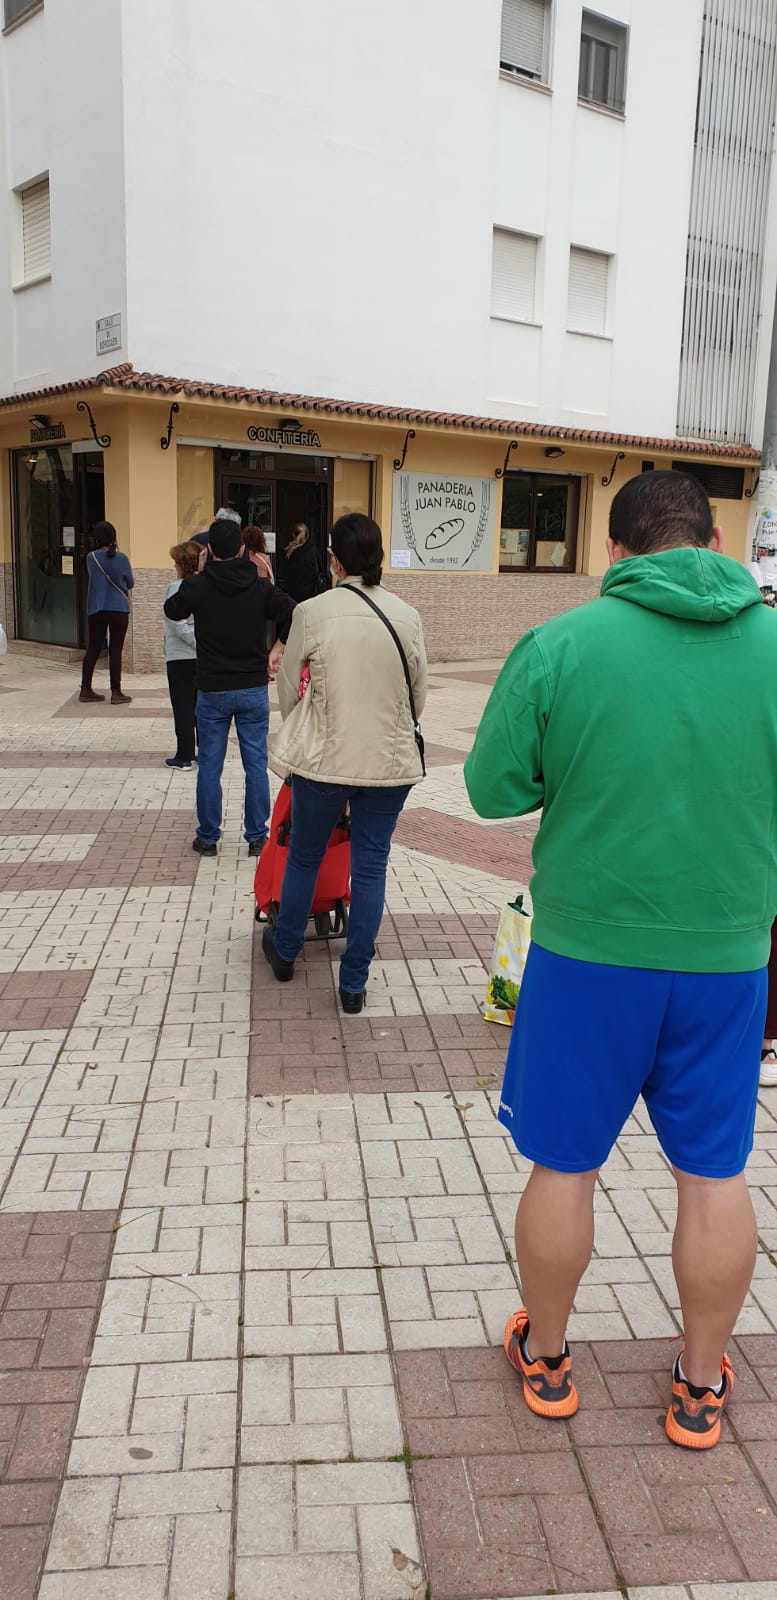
[0,363,761,462]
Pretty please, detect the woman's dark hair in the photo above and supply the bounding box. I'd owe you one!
[330,514,383,587]
[243,525,267,554]
[94,521,118,558]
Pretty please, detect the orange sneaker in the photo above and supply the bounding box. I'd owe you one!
[665,1352,734,1450]
[503,1308,578,1419]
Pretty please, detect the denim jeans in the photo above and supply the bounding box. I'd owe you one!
[273,776,411,994]
[195,686,270,845]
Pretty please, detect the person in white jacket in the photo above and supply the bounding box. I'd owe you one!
[264,514,427,1013]
[163,543,199,770]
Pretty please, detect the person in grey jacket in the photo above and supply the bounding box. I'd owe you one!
[164,542,200,770]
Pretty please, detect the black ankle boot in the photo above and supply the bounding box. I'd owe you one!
[262,924,294,982]
[339,987,366,1015]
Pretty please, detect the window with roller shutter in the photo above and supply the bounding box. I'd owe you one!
[500,0,550,82]
[21,177,50,283]
[567,246,610,336]
[491,228,539,324]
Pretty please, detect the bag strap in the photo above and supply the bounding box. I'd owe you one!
[91,551,131,607]
[345,584,425,775]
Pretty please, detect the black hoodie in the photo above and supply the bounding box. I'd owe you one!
[164,560,294,692]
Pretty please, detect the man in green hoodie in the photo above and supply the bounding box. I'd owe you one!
[465,470,777,1449]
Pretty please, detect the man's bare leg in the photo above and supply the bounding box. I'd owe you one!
[672,1168,756,1389]
[514,1164,598,1357]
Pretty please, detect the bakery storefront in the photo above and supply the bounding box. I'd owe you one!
[0,366,759,671]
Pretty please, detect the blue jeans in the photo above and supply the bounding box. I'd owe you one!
[274,776,411,993]
[195,686,270,845]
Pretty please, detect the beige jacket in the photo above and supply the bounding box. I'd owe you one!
[272,578,428,786]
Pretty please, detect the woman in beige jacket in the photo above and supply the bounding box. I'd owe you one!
[264,514,427,1013]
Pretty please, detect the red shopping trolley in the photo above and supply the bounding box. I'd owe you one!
[253,777,350,941]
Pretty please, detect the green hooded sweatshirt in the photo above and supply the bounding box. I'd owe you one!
[464,548,777,973]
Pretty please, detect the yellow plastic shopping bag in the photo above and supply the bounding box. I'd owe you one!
[484,895,532,1026]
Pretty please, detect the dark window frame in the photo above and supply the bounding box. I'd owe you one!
[578,9,628,114]
[213,448,334,585]
[499,470,581,574]
[671,460,745,500]
[10,442,105,650]
[3,0,43,31]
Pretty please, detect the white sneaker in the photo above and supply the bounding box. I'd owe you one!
[760,1048,777,1087]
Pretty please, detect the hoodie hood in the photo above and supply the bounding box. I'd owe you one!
[202,558,258,597]
[600,546,763,623]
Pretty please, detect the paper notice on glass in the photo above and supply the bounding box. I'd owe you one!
[263,530,276,553]
[61,555,74,576]
[550,543,567,568]
[391,549,412,569]
[500,529,520,555]
[62,526,75,549]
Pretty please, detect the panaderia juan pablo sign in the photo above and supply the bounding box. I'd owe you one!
[391,473,497,571]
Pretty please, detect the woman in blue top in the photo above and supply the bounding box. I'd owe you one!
[80,522,134,704]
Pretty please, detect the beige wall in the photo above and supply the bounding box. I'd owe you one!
[333,458,371,521]
[177,444,214,542]
[103,402,179,571]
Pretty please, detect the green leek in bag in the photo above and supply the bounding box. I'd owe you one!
[484,894,532,1026]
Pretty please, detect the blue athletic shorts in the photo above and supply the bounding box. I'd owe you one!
[498,943,767,1179]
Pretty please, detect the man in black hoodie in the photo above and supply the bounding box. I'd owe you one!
[164,518,294,858]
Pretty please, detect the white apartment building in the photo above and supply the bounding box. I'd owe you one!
[0,0,775,667]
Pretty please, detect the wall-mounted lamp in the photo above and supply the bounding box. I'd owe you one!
[544,446,565,459]
[29,414,49,430]
[277,416,299,430]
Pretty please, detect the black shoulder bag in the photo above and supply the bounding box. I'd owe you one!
[347,586,426,776]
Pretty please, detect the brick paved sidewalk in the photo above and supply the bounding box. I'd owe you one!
[2,653,777,1600]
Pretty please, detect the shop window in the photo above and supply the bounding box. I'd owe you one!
[491,227,538,323]
[500,0,551,83]
[13,444,78,646]
[500,472,579,573]
[567,246,610,336]
[4,0,41,26]
[19,176,50,282]
[578,11,628,114]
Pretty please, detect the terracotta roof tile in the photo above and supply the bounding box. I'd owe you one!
[0,363,760,461]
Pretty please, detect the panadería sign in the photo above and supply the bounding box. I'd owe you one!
[390,472,497,571]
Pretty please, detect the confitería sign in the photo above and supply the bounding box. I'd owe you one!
[30,423,66,443]
[390,472,497,571]
[247,426,322,448]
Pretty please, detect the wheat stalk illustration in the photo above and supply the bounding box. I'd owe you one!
[399,477,426,566]
[462,483,491,567]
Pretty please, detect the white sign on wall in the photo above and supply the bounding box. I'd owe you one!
[96,314,122,356]
[391,472,497,571]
